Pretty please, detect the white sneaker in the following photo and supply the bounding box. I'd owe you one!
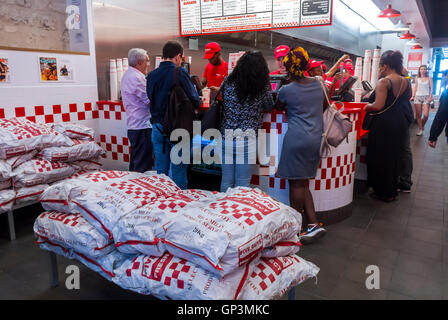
[300,223,327,244]
[416,129,423,136]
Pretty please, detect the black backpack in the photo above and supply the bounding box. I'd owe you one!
[162,67,198,141]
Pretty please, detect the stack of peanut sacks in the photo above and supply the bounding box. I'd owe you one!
[35,168,320,300]
[0,118,104,214]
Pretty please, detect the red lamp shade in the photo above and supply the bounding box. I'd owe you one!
[400,31,416,39]
[378,4,401,18]
[412,45,423,50]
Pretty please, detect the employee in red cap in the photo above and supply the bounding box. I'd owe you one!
[270,45,290,75]
[307,60,325,77]
[201,42,229,94]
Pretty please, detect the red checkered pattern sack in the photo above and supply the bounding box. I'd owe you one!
[38,139,104,162]
[238,255,319,300]
[113,189,219,256]
[15,184,49,205]
[3,151,38,169]
[112,253,251,300]
[261,235,302,258]
[71,172,181,240]
[35,238,130,280]
[13,159,75,188]
[0,118,73,159]
[34,211,115,259]
[0,189,15,214]
[159,187,302,277]
[39,170,133,213]
[0,160,12,181]
[40,171,180,240]
[0,179,11,191]
[52,123,95,141]
[70,158,102,172]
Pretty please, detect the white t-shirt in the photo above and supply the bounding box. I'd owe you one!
[416,78,431,96]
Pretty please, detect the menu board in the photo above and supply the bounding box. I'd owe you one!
[179,0,332,36]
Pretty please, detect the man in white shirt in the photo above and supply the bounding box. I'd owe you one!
[121,48,152,172]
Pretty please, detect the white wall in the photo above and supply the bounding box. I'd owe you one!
[0,0,98,123]
[381,33,431,76]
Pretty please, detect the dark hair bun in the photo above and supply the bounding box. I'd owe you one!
[380,50,403,73]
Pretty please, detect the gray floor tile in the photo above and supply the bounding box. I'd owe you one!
[388,270,443,300]
[394,252,443,282]
[329,278,388,300]
[350,244,399,268]
[403,225,444,246]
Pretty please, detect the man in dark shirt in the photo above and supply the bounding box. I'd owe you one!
[147,41,200,189]
[428,88,448,148]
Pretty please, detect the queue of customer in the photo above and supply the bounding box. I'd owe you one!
[120,40,337,243]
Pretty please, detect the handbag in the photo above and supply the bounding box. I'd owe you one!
[200,86,223,134]
[317,77,353,158]
[362,79,406,130]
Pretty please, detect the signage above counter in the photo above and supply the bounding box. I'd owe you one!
[179,0,333,36]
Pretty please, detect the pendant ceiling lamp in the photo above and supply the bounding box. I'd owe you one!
[378,4,401,18]
[400,31,416,39]
[393,20,410,32]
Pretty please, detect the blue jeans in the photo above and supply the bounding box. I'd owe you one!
[220,138,256,192]
[152,123,188,189]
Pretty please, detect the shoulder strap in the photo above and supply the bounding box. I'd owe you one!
[316,76,332,107]
[374,78,405,116]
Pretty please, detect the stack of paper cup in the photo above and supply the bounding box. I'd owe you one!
[370,49,381,88]
[202,88,211,109]
[122,58,129,73]
[354,88,363,103]
[354,57,363,89]
[116,58,123,99]
[109,59,118,101]
[362,50,372,83]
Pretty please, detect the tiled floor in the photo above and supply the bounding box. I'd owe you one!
[0,115,446,300]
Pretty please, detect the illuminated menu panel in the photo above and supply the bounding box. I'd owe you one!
[179,0,332,36]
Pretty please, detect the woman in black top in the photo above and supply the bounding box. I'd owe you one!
[364,51,413,202]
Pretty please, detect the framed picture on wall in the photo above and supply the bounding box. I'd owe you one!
[0,0,90,55]
[0,58,11,83]
[39,57,59,82]
[58,58,75,82]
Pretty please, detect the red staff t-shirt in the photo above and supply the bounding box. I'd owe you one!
[203,61,229,88]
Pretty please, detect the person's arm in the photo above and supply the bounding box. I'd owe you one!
[328,73,341,98]
[429,78,434,101]
[134,75,150,107]
[180,68,201,108]
[261,87,275,112]
[326,54,349,78]
[201,64,209,88]
[201,77,207,89]
[429,91,448,145]
[146,74,154,104]
[364,78,389,112]
[411,79,418,101]
[274,87,287,111]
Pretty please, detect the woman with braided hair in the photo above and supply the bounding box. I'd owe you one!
[275,47,329,244]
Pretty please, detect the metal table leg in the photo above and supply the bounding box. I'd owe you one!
[7,209,16,241]
[48,252,59,288]
[288,288,296,300]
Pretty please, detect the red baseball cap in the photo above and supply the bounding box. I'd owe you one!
[203,42,221,59]
[308,60,324,70]
[274,45,290,60]
[343,58,353,65]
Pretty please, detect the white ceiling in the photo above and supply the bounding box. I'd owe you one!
[372,0,430,48]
